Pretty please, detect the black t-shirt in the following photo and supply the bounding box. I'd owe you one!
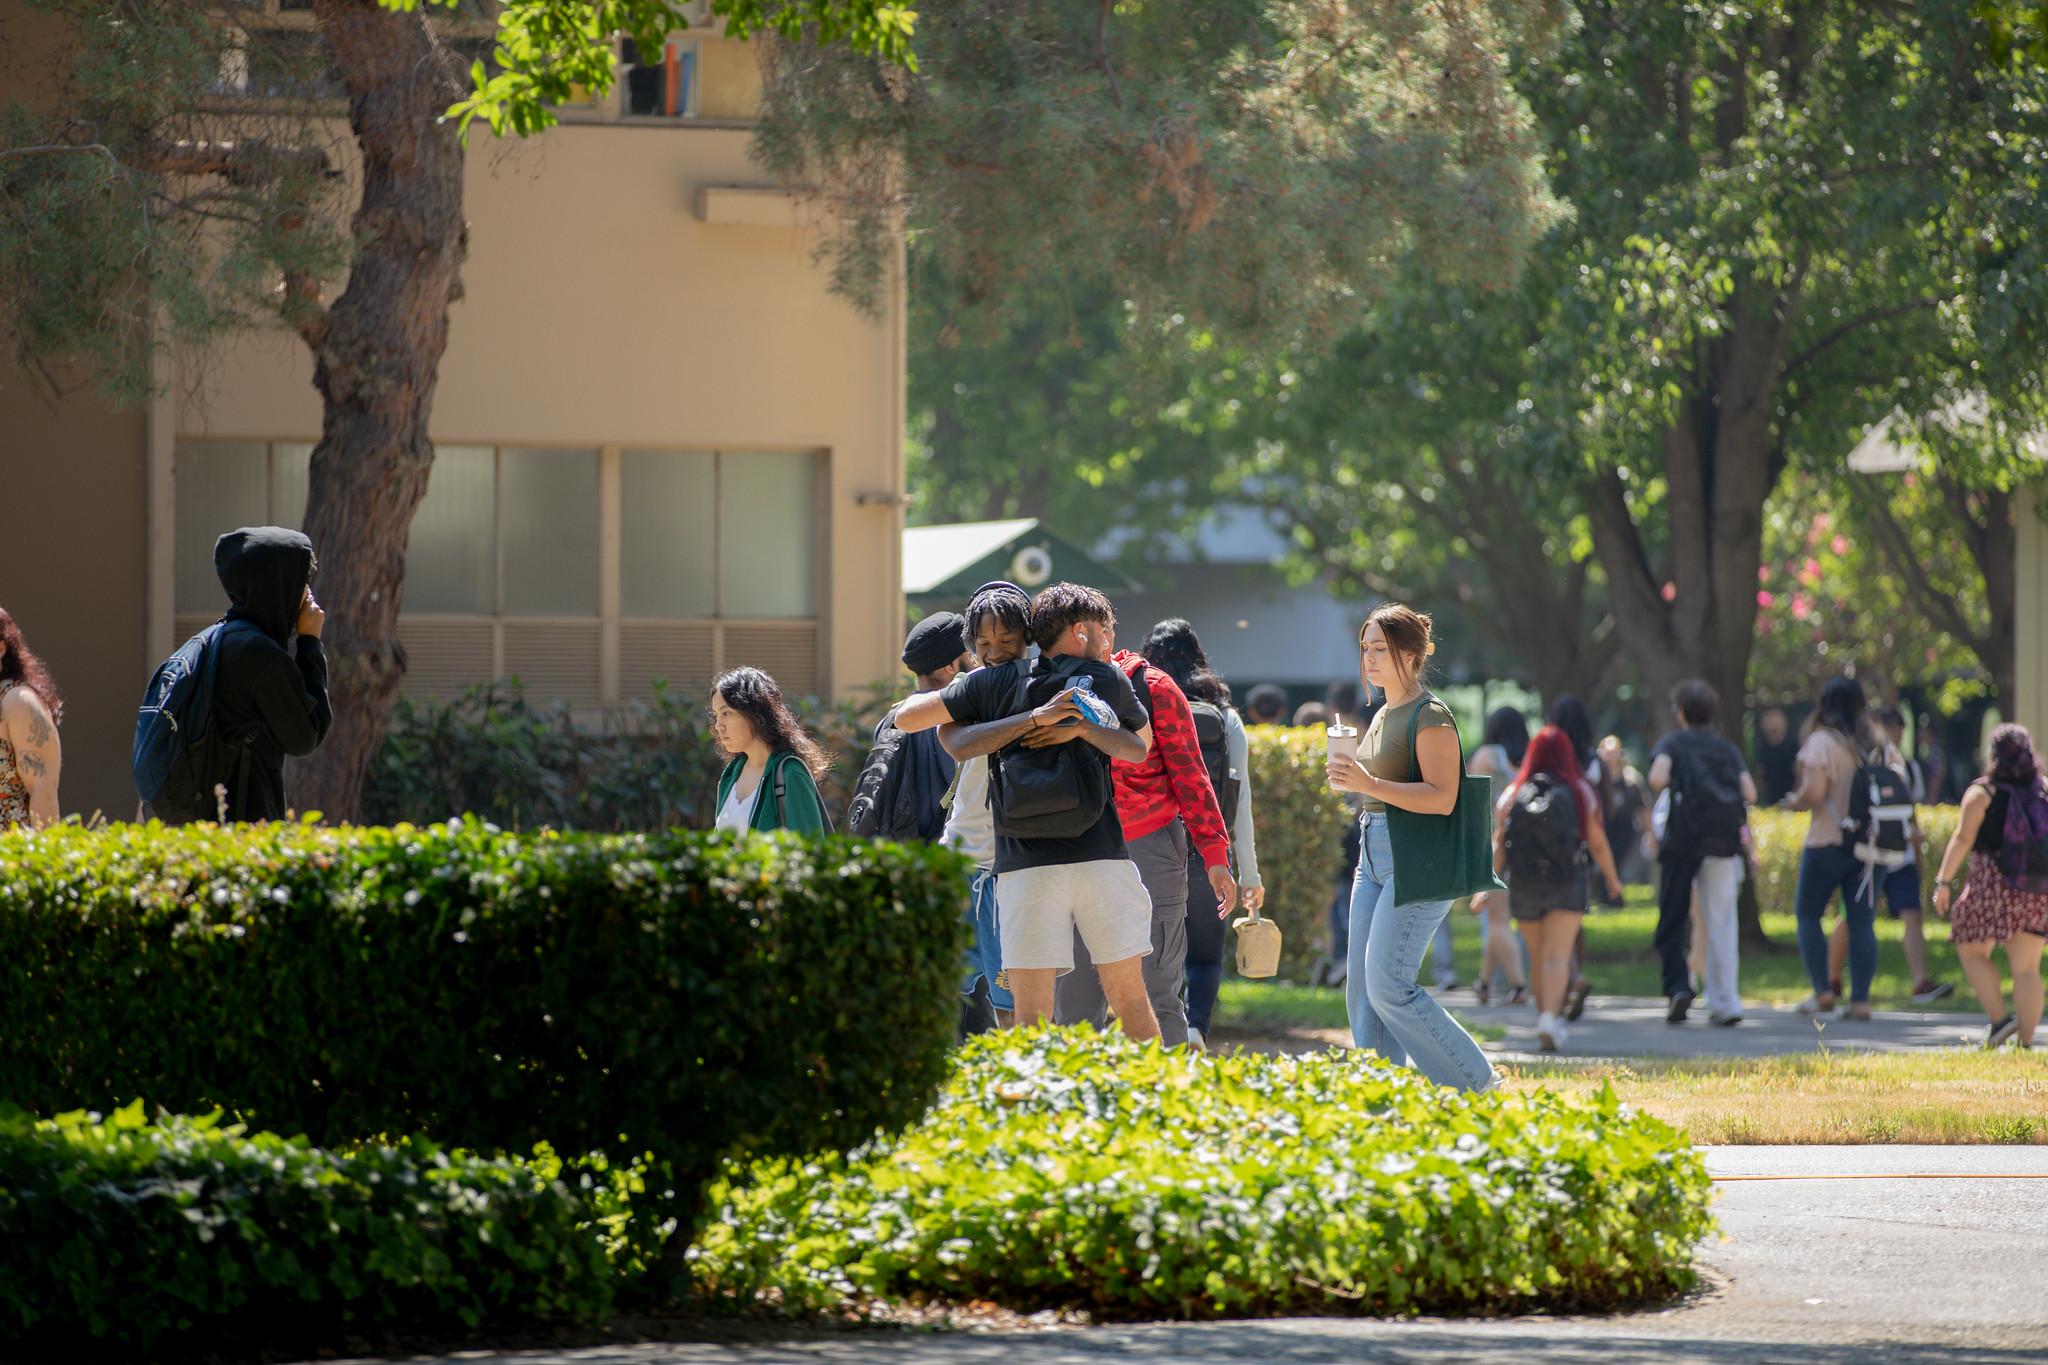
[940,654,1150,873]
[1654,729,1747,801]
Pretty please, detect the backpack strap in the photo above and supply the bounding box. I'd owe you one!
[772,753,789,825]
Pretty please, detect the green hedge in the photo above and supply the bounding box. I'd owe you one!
[0,820,968,1240]
[689,1028,1715,1317]
[1243,725,1354,978]
[1749,804,1962,914]
[0,1104,610,1356]
[366,683,892,831]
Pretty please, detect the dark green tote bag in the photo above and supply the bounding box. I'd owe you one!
[1384,693,1507,907]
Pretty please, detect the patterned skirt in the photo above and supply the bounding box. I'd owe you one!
[1951,852,2048,944]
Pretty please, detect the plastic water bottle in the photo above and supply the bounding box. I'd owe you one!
[1066,674,1117,728]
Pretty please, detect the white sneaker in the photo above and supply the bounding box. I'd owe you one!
[1187,1026,1207,1054]
[1536,1012,1560,1053]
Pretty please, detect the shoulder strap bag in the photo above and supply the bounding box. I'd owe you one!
[1383,693,1507,907]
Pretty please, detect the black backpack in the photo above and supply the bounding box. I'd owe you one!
[989,661,1114,840]
[1126,661,1239,823]
[132,620,258,823]
[1505,773,1584,885]
[1835,733,1914,870]
[1662,738,1748,860]
[845,708,923,839]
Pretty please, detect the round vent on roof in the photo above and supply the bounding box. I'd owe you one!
[1011,544,1054,588]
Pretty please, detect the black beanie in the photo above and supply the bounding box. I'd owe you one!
[902,611,969,675]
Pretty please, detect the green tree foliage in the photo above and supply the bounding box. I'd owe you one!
[413,0,917,137]
[1536,1,2048,737]
[755,0,1572,340]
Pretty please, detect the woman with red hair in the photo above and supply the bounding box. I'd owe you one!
[1493,725,1623,1052]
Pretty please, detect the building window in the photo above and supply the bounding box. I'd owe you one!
[620,36,698,119]
[173,443,825,706]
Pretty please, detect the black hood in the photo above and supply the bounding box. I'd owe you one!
[215,526,315,644]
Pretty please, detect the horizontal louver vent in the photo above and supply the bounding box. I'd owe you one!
[722,622,820,700]
[620,621,717,702]
[504,620,603,707]
[399,619,498,701]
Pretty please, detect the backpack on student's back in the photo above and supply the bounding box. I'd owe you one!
[1504,773,1584,885]
[1187,699,1240,825]
[990,660,1114,840]
[1833,731,1914,872]
[132,621,256,823]
[1126,660,1239,822]
[1994,780,2048,895]
[845,708,922,839]
[1661,739,1748,860]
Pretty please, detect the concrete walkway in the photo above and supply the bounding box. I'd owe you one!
[1465,994,2001,1060]
[1215,993,2011,1060]
[328,1147,2048,1364]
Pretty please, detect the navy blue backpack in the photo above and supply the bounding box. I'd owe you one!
[132,621,256,823]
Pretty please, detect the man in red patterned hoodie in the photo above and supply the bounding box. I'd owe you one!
[1055,617,1238,1048]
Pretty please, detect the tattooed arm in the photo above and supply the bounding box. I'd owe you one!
[3,687,60,828]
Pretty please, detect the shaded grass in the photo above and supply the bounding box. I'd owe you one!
[1505,1048,2048,1144]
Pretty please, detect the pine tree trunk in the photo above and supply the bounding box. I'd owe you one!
[289,1,467,821]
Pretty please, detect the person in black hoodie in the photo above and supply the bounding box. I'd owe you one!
[202,527,333,821]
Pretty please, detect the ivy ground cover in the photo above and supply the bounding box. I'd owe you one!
[690,1028,1715,1319]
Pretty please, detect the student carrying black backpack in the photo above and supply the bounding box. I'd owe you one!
[1505,773,1586,889]
[134,528,331,823]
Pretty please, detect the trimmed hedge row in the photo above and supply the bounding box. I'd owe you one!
[690,1028,1716,1317]
[0,1104,610,1356]
[1243,725,1355,978]
[0,820,969,1235]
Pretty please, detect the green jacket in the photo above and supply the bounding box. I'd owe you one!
[715,751,829,834]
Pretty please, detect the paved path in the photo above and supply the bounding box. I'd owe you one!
[1217,994,2005,1060]
[332,1147,2048,1364]
[1465,994,1998,1060]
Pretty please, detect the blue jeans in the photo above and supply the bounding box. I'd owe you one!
[963,869,1013,1011]
[1794,844,1877,1003]
[1346,813,1497,1091]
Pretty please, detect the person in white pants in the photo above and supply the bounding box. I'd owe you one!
[1648,679,1756,1026]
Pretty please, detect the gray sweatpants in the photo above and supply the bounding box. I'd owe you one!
[1055,821,1191,1046]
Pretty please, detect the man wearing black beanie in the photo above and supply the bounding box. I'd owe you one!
[847,612,972,845]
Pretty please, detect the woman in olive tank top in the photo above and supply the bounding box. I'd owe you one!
[1325,604,1495,1092]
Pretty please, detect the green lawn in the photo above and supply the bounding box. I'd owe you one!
[1576,885,1976,1010]
[1510,1050,2048,1144]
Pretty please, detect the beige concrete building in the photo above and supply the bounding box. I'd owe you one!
[0,3,906,818]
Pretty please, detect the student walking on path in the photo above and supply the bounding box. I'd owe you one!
[1468,707,1530,1005]
[711,667,831,834]
[1494,726,1624,1053]
[1783,676,1882,1018]
[1930,723,2048,1049]
[1324,605,1496,1092]
[0,607,62,830]
[1648,679,1756,1027]
[1825,706,1954,1005]
[1139,619,1264,1051]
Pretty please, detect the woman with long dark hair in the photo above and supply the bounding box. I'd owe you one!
[1141,618,1263,1049]
[1494,726,1623,1052]
[1468,707,1530,1004]
[710,667,830,834]
[1930,724,2048,1048]
[0,607,62,829]
[1784,675,1879,1018]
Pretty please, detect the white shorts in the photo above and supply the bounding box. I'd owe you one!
[997,859,1154,973]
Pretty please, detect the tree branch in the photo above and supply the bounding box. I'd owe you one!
[1851,481,1987,654]
[1784,296,1945,376]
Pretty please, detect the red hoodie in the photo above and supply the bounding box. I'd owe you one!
[1112,650,1231,870]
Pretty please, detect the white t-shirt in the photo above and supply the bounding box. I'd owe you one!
[944,755,996,871]
[715,779,759,833]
